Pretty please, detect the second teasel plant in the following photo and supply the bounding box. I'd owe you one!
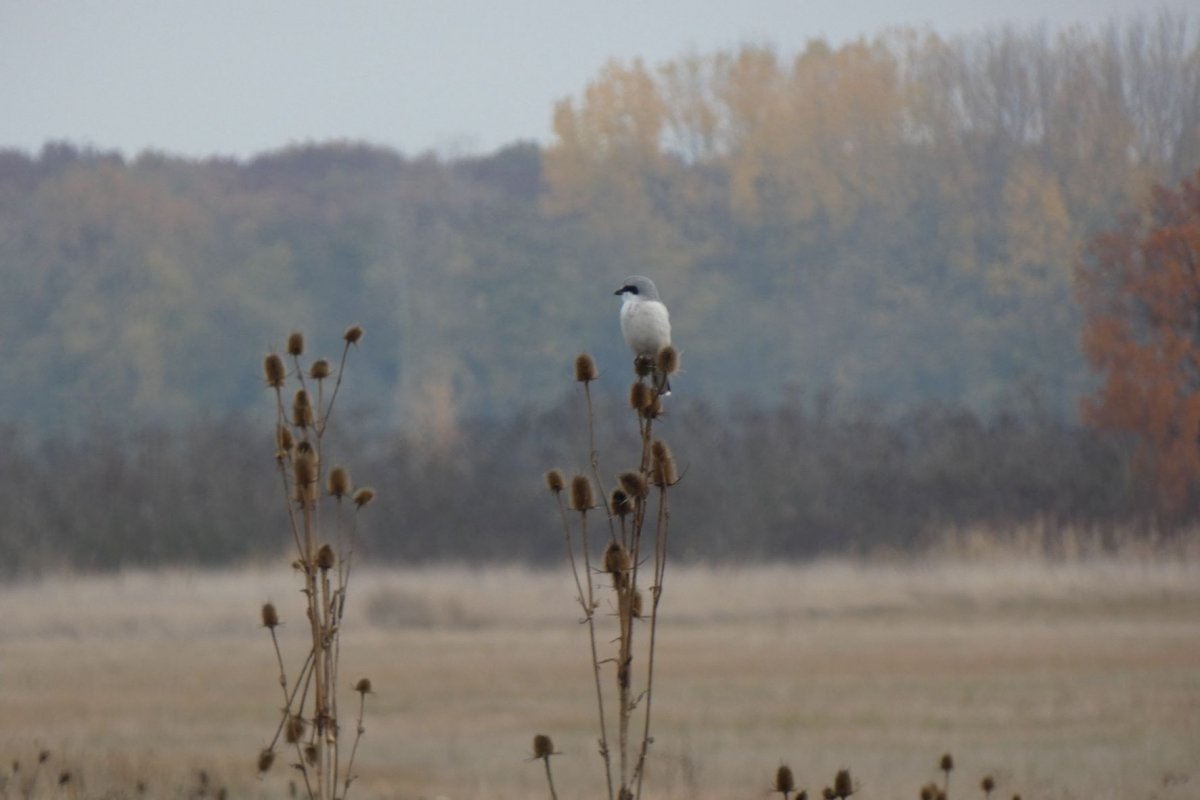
[259,326,376,800]
[545,344,681,800]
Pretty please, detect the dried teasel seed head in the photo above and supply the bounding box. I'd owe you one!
[634,354,654,377]
[656,345,679,376]
[650,439,677,486]
[316,544,335,571]
[940,754,954,773]
[355,677,373,694]
[618,471,647,499]
[328,466,351,498]
[257,748,275,773]
[641,393,663,420]
[632,589,644,618]
[304,744,318,766]
[276,425,294,453]
[834,768,854,798]
[569,475,594,512]
[822,788,835,800]
[263,353,286,388]
[261,602,280,629]
[629,382,651,411]
[981,776,995,793]
[343,324,364,344]
[574,353,598,382]
[920,783,937,800]
[775,764,796,793]
[293,450,317,486]
[532,734,554,759]
[286,331,304,356]
[353,486,376,507]
[603,540,632,576]
[285,715,305,744]
[610,488,632,517]
[310,359,331,380]
[545,469,565,494]
[292,389,314,427]
[798,792,808,800]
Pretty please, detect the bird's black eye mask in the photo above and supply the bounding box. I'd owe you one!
[615,284,639,296]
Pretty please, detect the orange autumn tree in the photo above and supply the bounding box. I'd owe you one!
[1078,169,1200,516]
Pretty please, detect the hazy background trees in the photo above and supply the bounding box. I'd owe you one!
[1,17,1197,572]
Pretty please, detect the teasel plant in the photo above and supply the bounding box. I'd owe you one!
[258,326,376,800]
[544,344,681,800]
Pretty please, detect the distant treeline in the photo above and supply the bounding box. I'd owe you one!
[1,15,1198,440]
[0,389,1156,575]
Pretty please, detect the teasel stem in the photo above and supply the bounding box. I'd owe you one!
[319,339,354,437]
[582,379,617,543]
[341,685,369,799]
[272,386,307,559]
[578,505,615,800]
[267,649,317,799]
[542,754,559,800]
[633,480,671,800]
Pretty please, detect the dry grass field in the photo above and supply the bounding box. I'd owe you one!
[1,556,1198,799]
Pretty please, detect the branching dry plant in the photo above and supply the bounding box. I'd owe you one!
[258,327,376,800]
[544,346,681,800]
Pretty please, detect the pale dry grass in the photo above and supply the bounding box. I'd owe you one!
[2,559,1198,799]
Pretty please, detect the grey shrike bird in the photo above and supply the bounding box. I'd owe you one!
[615,275,672,395]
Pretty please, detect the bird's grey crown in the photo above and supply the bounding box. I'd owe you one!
[615,275,660,301]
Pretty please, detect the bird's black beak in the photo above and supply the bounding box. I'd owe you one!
[615,284,635,295]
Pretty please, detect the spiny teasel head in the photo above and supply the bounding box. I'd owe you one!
[940,753,954,773]
[775,764,796,794]
[293,449,317,487]
[344,324,364,345]
[286,331,304,356]
[632,589,643,618]
[603,540,632,578]
[532,734,554,759]
[353,486,376,507]
[285,714,305,744]
[292,389,314,427]
[641,393,663,420]
[610,488,632,517]
[920,783,937,800]
[303,744,317,766]
[650,439,677,487]
[263,353,286,388]
[822,788,835,800]
[316,544,335,572]
[327,466,351,498]
[574,353,598,383]
[981,775,995,796]
[634,354,654,377]
[833,768,855,799]
[261,602,280,629]
[276,424,294,454]
[629,381,651,411]
[569,474,594,512]
[310,359,331,380]
[355,677,373,694]
[656,345,679,377]
[545,469,565,494]
[618,471,648,499]
[257,748,275,773]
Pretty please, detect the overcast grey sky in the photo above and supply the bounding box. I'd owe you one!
[0,1,1186,160]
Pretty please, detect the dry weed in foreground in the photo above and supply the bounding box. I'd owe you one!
[543,346,681,800]
[259,326,376,800]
